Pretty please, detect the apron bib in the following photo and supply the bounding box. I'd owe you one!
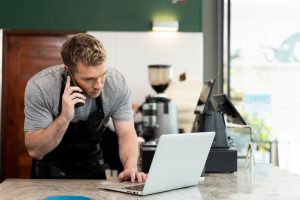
[31,83,108,179]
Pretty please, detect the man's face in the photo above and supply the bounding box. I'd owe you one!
[73,62,107,98]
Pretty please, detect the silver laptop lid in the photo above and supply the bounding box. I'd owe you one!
[143,132,215,195]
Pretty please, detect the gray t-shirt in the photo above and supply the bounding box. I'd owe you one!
[24,64,133,132]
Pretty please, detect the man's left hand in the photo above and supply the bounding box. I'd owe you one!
[118,168,147,183]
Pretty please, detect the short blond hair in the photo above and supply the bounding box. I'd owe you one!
[61,33,107,72]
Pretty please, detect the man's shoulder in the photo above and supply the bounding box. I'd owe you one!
[103,67,129,102]
[30,65,64,82]
[103,67,133,120]
[106,67,125,80]
[28,65,63,88]
[105,67,128,92]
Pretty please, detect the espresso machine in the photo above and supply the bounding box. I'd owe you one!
[141,64,179,172]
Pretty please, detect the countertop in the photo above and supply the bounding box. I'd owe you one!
[0,163,300,200]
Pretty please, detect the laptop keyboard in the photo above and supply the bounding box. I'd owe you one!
[122,184,145,191]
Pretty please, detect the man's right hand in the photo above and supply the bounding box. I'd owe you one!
[60,76,86,122]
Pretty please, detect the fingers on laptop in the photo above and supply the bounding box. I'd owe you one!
[134,172,145,183]
[131,172,136,183]
[118,171,125,181]
[141,173,147,182]
[119,170,147,183]
[135,172,147,183]
[129,171,142,183]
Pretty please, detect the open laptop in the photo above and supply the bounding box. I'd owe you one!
[99,132,215,196]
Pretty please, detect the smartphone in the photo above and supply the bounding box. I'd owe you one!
[61,67,85,108]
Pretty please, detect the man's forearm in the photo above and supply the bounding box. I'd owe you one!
[25,114,70,160]
[119,132,139,170]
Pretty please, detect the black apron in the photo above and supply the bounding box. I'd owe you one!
[31,83,108,179]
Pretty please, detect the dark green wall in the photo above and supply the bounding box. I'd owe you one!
[0,0,202,32]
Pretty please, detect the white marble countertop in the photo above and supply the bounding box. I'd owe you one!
[0,163,300,200]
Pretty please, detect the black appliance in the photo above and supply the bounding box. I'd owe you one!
[141,79,244,174]
[193,79,240,173]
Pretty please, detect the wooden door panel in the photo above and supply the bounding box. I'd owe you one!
[2,32,68,179]
[20,46,63,76]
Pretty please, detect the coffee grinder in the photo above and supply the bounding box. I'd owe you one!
[142,65,179,142]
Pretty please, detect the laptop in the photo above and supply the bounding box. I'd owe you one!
[99,132,215,196]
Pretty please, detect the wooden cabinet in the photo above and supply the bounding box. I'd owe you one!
[1,31,68,180]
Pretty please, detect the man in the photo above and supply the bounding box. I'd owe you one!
[24,33,146,182]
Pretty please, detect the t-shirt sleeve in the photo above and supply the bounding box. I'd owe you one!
[111,76,134,121]
[24,81,53,132]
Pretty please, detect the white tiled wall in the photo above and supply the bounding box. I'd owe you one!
[88,31,203,104]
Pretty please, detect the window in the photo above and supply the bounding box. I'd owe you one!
[225,0,300,175]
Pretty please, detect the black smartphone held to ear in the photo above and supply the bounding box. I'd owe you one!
[61,66,85,108]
